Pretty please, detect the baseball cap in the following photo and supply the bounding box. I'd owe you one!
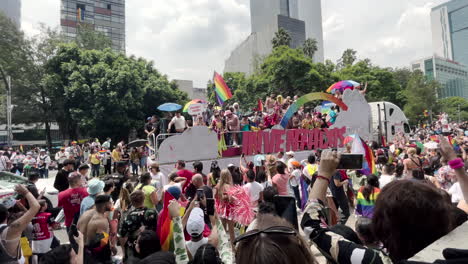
[186,207,205,237]
[286,151,295,156]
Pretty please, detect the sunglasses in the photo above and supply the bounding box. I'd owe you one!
[233,226,296,245]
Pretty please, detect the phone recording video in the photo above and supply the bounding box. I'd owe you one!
[196,189,204,201]
[337,154,363,170]
[273,195,298,230]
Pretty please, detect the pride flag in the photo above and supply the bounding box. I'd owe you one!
[213,72,233,105]
[156,191,184,251]
[356,187,380,218]
[351,135,376,175]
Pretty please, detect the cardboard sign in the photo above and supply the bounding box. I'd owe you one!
[242,127,347,156]
[188,103,206,116]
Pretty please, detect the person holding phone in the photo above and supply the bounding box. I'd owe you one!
[302,147,467,263]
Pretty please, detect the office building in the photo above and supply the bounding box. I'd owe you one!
[174,80,207,101]
[0,0,21,28]
[431,0,468,67]
[225,0,324,75]
[60,0,125,52]
[411,56,468,99]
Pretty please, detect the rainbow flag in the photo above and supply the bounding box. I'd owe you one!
[157,191,175,251]
[213,72,232,105]
[351,136,376,176]
[356,187,380,218]
[156,191,185,251]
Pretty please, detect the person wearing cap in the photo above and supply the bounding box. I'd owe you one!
[78,163,90,187]
[55,148,68,171]
[168,112,188,133]
[58,172,88,231]
[0,185,40,263]
[286,151,297,172]
[21,152,36,177]
[80,178,105,216]
[184,207,208,259]
[53,159,76,192]
[289,161,302,208]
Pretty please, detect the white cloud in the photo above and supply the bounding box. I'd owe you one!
[20,0,450,86]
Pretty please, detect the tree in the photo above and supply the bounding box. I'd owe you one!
[438,97,468,122]
[403,71,439,124]
[44,44,188,141]
[272,28,292,48]
[302,38,318,60]
[75,24,112,51]
[337,49,357,69]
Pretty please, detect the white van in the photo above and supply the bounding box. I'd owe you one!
[369,102,411,144]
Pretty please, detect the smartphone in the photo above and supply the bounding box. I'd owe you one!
[206,198,215,216]
[273,195,298,230]
[196,189,204,201]
[337,154,363,170]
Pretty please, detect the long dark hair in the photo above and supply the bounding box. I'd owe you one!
[362,175,379,201]
[210,161,221,180]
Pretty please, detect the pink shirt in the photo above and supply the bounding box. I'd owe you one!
[272,173,289,195]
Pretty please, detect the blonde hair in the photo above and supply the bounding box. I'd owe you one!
[276,95,283,105]
[219,169,233,186]
[407,148,417,156]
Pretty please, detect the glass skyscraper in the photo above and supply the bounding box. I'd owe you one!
[431,0,468,67]
[412,56,468,99]
[60,0,125,52]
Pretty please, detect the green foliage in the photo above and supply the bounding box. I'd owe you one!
[75,24,112,51]
[438,97,468,122]
[302,38,318,60]
[337,49,357,69]
[44,44,187,140]
[272,28,292,49]
[403,71,439,124]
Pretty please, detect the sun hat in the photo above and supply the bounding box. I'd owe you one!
[87,178,105,196]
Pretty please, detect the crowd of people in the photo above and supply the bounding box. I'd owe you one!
[1,110,468,263]
[143,94,341,148]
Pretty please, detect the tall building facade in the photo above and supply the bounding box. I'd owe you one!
[224,0,324,75]
[431,0,468,67]
[0,0,21,28]
[411,56,468,99]
[60,0,125,52]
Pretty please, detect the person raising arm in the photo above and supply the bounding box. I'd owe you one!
[1,184,40,261]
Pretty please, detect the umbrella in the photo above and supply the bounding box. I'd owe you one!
[183,99,208,112]
[326,80,360,94]
[157,103,182,112]
[424,142,439,149]
[343,134,357,145]
[127,139,148,148]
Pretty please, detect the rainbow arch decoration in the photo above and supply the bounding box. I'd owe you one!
[279,92,348,128]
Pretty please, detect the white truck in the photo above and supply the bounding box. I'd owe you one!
[369,101,411,144]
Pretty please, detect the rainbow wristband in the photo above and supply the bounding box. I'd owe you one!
[448,158,464,170]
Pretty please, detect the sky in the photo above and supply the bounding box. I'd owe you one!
[21,0,448,87]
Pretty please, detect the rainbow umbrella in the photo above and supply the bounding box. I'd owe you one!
[326,80,360,94]
[183,99,208,112]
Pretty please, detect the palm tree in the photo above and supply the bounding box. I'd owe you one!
[272,28,292,48]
